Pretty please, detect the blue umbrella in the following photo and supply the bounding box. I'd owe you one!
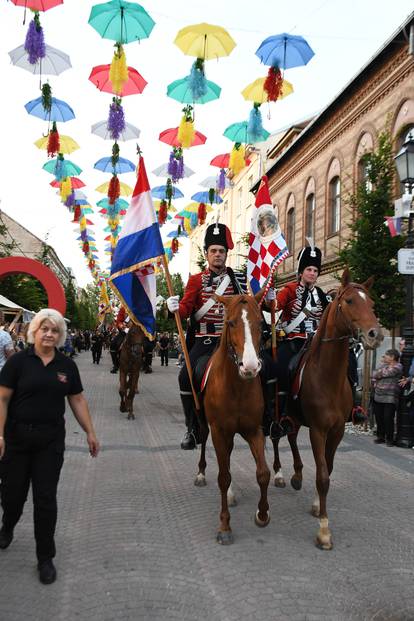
[255,33,314,69]
[223,121,269,144]
[74,199,89,205]
[88,0,155,44]
[151,185,184,199]
[94,156,135,174]
[167,75,221,104]
[96,198,129,209]
[24,96,75,122]
[167,228,188,238]
[191,191,223,204]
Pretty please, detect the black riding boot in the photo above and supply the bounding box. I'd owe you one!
[262,380,277,437]
[269,391,295,440]
[180,393,200,450]
[110,351,118,373]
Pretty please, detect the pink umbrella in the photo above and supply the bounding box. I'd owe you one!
[88,64,147,97]
[50,177,85,189]
[210,153,251,168]
[11,0,63,10]
[159,127,207,148]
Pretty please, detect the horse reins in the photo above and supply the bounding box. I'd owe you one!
[320,284,368,344]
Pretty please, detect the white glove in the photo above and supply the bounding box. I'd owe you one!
[265,287,276,302]
[167,295,180,313]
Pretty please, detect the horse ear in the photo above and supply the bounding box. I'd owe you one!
[341,267,351,287]
[362,276,374,291]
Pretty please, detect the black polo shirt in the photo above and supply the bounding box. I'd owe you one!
[0,346,83,425]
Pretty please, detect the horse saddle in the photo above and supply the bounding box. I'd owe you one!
[193,355,212,394]
[288,340,312,399]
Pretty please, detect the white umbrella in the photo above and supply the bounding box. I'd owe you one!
[199,175,230,189]
[8,44,71,76]
[152,162,194,178]
[91,120,140,142]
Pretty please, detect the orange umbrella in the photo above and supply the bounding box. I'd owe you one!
[89,64,147,97]
[159,127,207,148]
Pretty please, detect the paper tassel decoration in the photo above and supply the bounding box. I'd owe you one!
[54,154,67,181]
[189,58,207,100]
[171,237,179,254]
[107,97,125,140]
[60,177,72,202]
[248,103,264,142]
[198,203,207,225]
[167,147,184,183]
[24,12,46,65]
[190,212,198,229]
[41,82,52,113]
[218,168,226,194]
[47,121,60,157]
[108,175,120,205]
[64,191,75,207]
[109,44,128,96]
[229,143,246,176]
[264,66,283,102]
[158,200,168,226]
[166,178,173,207]
[111,142,120,167]
[208,188,216,205]
[177,105,195,149]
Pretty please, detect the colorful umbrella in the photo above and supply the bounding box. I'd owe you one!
[174,23,236,60]
[88,0,155,44]
[89,64,147,96]
[191,191,223,204]
[167,229,188,238]
[35,133,79,153]
[95,180,132,196]
[11,0,63,9]
[9,44,71,77]
[94,156,135,174]
[241,77,293,104]
[223,121,269,144]
[167,75,221,104]
[255,33,314,69]
[73,189,88,201]
[152,162,194,178]
[210,152,251,168]
[199,175,230,190]
[42,158,82,176]
[159,127,206,148]
[50,177,85,189]
[151,185,184,200]
[91,119,140,141]
[25,96,75,122]
[97,198,129,209]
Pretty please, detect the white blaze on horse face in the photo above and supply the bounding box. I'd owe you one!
[358,291,367,302]
[241,309,260,373]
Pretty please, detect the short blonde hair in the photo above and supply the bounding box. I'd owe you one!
[27,308,67,348]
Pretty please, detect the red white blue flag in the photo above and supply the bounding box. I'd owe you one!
[110,157,164,339]
[247,175,289,294]
[385,216,402,237]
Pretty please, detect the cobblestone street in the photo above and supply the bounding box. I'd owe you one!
[1,350,414,621]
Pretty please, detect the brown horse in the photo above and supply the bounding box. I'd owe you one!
[197,291,271,545]
[119,324,145,420]
[271,268,382,549]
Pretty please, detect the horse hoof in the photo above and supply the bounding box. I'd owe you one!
[194,474,207,487]
[217,531,233,545]
[127,413,135,420]
[255,510,270,528]
[227,495,237,507]
[120,405,126,413]
[316,538,333,551]
[311,506,320,518]
[274,476,286,488]
[290,476,302,491]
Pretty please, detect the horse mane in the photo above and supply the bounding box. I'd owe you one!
[308,289,339,357]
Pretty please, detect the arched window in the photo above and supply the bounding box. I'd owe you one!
[328,177,341,234]
[287,208,295,252]
[305,193,315,239]
[358,156,372,192]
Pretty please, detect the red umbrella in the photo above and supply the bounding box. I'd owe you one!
[159,127,207,148]
[89,65,147,97]
[210,153,251,168]
[11,0,63,9]
[50,177,86,189]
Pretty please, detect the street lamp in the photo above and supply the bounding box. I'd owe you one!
[394,131,414,448]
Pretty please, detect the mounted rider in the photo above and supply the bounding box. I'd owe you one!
[109,307,128,373]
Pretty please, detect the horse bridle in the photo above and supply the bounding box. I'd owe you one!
[320,284,368,344]
[225,317,262,373]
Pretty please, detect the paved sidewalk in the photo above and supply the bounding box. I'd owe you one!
[1,350,414,621]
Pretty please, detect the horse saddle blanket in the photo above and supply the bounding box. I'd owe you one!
[193,355,212,394]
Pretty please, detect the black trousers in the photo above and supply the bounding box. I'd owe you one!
[92,347,102,364]
[373,401,396,442]
[160,350,169,366]
[178,337,220,393]
[0,423,65,562]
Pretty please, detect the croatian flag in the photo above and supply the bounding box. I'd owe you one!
[110,157,164,339]
[385,216,402,237]
[247,175,289,294]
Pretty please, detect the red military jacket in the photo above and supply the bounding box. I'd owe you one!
[277,281,330,340]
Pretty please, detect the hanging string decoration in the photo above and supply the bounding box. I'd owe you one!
[47,122,60,157]
[208,188,216,205]
[111,142,120,167]
[59,177,72,202]
[54,154,67,181]
[264,66,283,102]
[229,142,246,176]
[190,212,198,229]
[171,237,179,254]
[177,104,195,148]
[189,58,207,100]
[165,177,173,207]
[107,97,125,140]
[41,82,52,113]
[64,191,75,208]
[198,203,207,225]
[24,12,46,65]
[218,168,226,194]
[109,43,129,95]
[158,199,168,225]
[108,174,120,204]
[167,147,184,183]
[248,103,264,142]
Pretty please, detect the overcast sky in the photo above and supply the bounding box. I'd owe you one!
[0,0,413,287]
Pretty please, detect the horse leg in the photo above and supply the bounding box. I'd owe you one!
[194,421,209,487]
[288,428,303,491]
[246,430,270,527]
[271,438,286,488]
[211,427,234,545]
[309,428,333,550]
[311,424,344,517]
[126,374,135,420]
[119,370,127,413]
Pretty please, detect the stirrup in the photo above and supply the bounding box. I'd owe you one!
[269,417,295,441]
[180,430,197,450]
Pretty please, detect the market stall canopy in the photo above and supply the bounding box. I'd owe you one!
[0,294,35,322]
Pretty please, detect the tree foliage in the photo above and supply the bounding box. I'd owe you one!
[156,271,185,333]
[339,131,406,329]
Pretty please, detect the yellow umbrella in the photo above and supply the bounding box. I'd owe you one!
[34,134,80,154]
[174,23,236,60]
[184,202,213,213]
[153,200,177,213]
[95,181,133,196]
[241,77,293,104]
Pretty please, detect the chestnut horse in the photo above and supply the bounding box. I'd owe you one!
[271,268,382,549]
[196,291,271,545]
[119,324,145,420]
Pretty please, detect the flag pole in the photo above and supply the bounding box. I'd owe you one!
[161,255,201,411]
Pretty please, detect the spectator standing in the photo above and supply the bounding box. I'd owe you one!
[159,332,170,367]
[91,330,104,365]
[372,349,403,446]
[0,317,14,371]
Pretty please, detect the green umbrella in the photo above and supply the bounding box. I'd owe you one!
[42,157,82,176]
[88,0,155,44]
[223,121,270,144]
[167,75,221,104]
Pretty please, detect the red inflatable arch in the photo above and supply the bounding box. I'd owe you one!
[0,257,66,316]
